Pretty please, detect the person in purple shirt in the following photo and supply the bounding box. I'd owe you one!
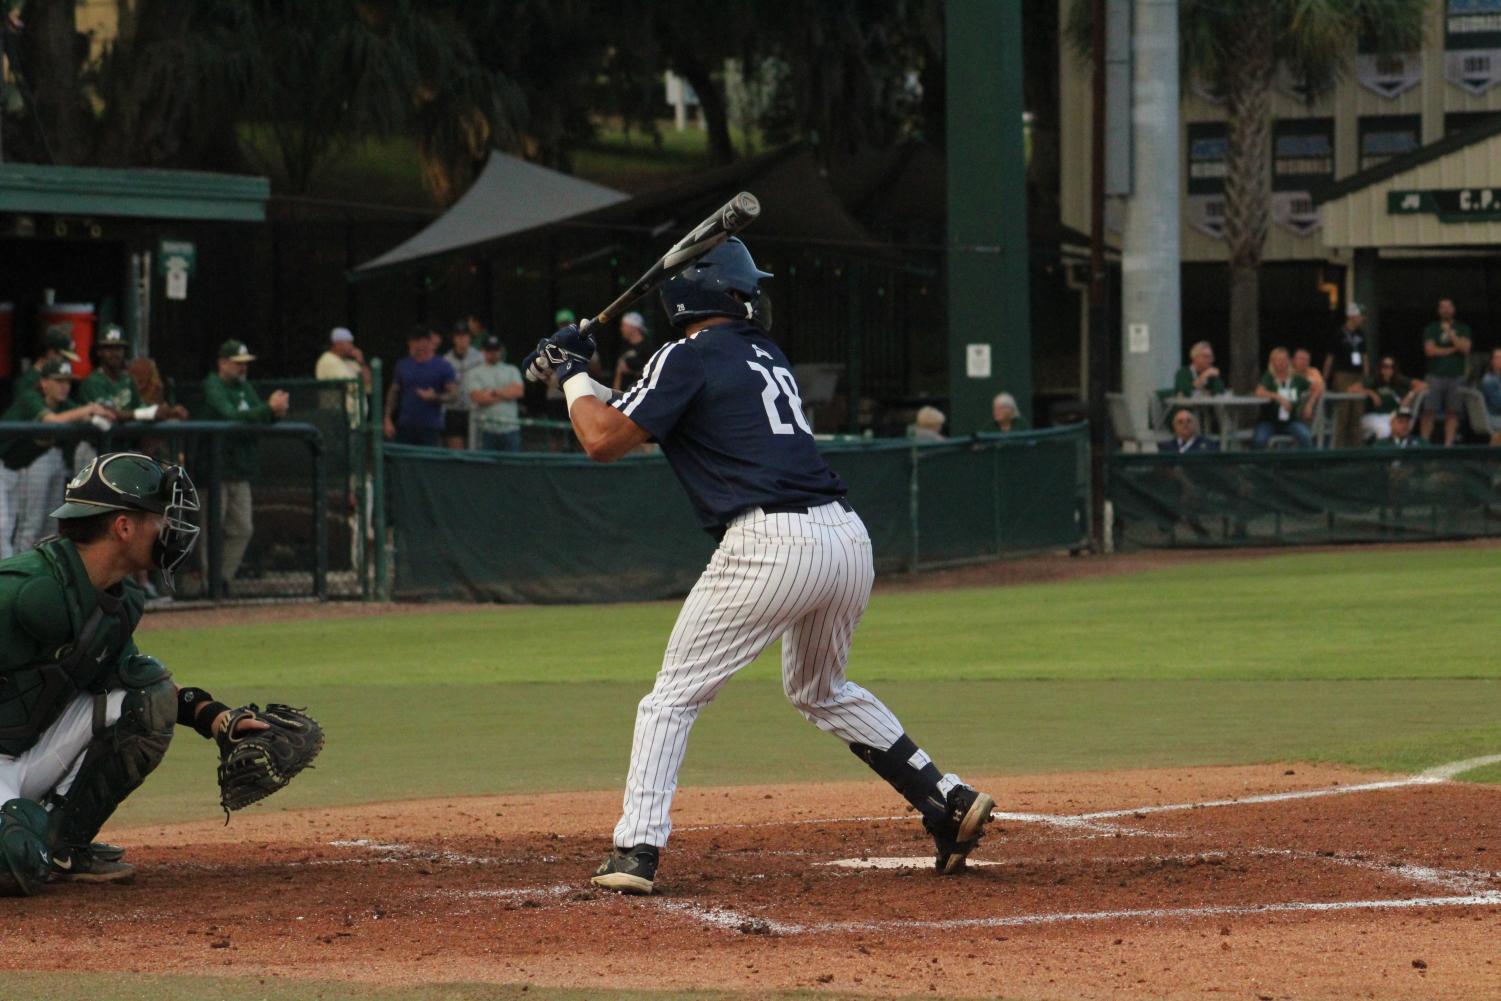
[383,324,457,447]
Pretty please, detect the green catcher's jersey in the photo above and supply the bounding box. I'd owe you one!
[0,538,149,756]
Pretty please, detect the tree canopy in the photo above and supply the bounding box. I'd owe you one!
[3,0,944,203]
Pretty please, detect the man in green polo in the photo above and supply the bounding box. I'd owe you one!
[1,359,113,557]
[1420,297,1473,446]
[201,340,288,593]
[0,452,262,894]
[13,324,80,397]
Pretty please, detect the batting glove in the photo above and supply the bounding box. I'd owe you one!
[523,324,596,386]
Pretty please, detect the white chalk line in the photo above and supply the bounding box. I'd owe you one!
[326,752,1501,936]
[1421,753,1501,781]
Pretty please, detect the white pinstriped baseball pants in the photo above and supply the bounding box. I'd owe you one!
[613,500,950,849]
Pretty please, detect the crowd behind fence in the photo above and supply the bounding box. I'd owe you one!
[2,360,1499,604]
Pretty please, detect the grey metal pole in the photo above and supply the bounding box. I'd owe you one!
[1119,0,1182,434]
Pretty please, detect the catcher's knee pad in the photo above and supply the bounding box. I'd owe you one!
[49,665,176,851]
[849,735,947,827]
[0,798,52,896]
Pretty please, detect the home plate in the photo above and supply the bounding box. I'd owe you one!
[819,857,1001,870]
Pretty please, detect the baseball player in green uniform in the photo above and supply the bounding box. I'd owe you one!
[0,452,263,894]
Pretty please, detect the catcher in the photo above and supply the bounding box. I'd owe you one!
[0,452,322,895]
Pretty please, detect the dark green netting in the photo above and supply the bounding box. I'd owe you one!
[1109,447,1501,549]
[385,424,1091,603]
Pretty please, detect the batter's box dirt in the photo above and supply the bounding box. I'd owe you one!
[12,765,1501,1001]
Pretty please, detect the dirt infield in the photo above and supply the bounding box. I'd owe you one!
[11,763,1501,1000]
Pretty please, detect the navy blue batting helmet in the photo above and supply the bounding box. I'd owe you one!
[659,237,773,329]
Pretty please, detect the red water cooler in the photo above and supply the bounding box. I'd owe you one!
[0,303,12,379]
[40,303,96,378]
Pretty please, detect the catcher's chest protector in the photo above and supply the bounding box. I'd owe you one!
[0,540,145,756]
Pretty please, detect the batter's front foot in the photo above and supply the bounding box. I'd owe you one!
[591,843,658,894]
[926,786,995,875]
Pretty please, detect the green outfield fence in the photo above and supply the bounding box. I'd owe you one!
[382,424,1093,604]
[1108,447,1501,549]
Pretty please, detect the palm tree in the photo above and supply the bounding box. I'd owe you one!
[1070,0,1426,391]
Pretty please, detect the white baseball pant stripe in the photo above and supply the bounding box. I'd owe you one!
[613,500,953,849]
[0,690,125,804]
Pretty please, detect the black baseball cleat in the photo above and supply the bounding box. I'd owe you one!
[89,842,126,863]
[925,785,996,875]
[591,843,658,894]
[50,845,135,885]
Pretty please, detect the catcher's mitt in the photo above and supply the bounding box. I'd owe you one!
[216,704,324,817]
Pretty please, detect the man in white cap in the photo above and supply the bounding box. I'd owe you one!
[315,327,370,424]
[1323,302,1370,448]
[612,311,652,392]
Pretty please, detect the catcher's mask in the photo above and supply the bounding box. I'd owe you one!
[52,452,201,582]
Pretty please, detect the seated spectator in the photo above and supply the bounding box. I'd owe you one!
[1251,347,1312,449]
[469,334,525,451]
[1160,409,1218,453]
[991,392,1029,432]
[1,359,113,555]
[1371,406,1426,449]
[1480,347,1501,446]
[1173,341,1225,397]
[1291,347,1326,401]
[1356,356,1424,442]
[911,406,946,442]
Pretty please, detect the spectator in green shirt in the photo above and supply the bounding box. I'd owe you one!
[1,359,112,556]
[1371,406,1426,449]
[1173,341,1226,397]
[200,340,288,593]
[1420,297,1473,446]
[14,324,80,397]
[1356,356,1425,442]
[1251,347,1312,449]
[991,392,1029,432]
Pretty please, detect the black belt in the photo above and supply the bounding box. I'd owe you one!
[759,498,852,516]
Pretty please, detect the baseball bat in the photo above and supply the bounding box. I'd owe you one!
[585,191,761,330]
[525,192,760,382]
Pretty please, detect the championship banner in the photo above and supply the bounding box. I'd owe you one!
[1271,119,1333,237]
[1186,121,1227,239]
[1445,0,1501,95]
[1355,52,1422,99]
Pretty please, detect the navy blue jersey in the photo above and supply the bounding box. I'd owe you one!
[611,321,847,530]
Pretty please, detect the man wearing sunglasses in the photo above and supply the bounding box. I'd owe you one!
[0,452,264,894]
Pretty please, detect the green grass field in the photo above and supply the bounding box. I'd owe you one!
[117,546,1501,828]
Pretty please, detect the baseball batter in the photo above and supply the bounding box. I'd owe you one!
[525,238,994,894]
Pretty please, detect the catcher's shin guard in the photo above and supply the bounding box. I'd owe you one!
[849,734,948,828]
[48,662,175,853]
[0,798,52,896]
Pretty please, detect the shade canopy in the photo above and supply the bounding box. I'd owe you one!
[351,150,629,279]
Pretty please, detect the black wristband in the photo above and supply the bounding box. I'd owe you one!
[192,702,231,740]
[175,687,228,739]
[175,687,213,726]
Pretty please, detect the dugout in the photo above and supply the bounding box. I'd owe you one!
[0,162,269,402]
[1314,115,1501,375]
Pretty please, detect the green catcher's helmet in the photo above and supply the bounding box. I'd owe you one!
[51,452,201,576]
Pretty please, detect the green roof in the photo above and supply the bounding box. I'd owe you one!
[0,163,269,222]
